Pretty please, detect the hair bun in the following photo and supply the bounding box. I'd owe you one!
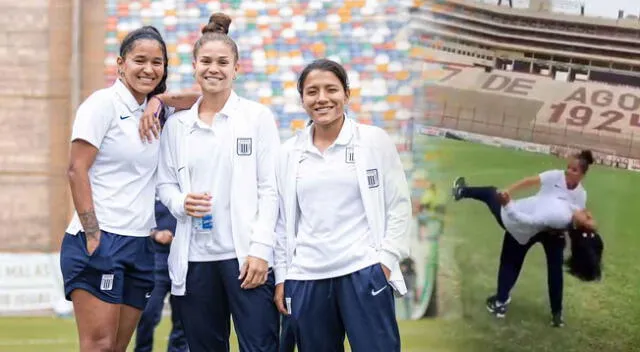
[202,13,232,35]
[580,150,594,165]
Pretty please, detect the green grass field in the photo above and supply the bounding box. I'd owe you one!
[435,138,640,352]
[1,138,639,351]
[0,317,469,352]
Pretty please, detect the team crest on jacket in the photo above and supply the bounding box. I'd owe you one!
[366,169,379,188]
[237,138,252,156]
[345,146,355,163]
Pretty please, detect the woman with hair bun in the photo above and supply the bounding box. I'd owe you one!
[156,13,281,352]
[452,149,594,327]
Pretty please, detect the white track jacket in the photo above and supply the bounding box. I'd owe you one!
[157,93,280,296]
[274,119,412,296]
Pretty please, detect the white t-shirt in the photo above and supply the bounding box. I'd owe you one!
[287,119,378,281]
[538,169,587,209]
[186,111,235,262]
[66,79,160,237]
[501,195,575,245]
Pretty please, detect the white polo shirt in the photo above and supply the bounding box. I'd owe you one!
[66,79,160,237]
[501,195,575,245]
[538,169,586,209]
[287,119,378,281]
[185,101,235,262]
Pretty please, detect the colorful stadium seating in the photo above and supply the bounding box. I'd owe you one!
[104,0,421,144]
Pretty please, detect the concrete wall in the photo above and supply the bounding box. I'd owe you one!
[0,0,69,251]
[422,63,640,159]
[0,0,104,252]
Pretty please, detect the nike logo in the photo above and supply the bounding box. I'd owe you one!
[371,286,387,296]
[145,292,152,299]
[178,166,185,172]
[120,115,131,120]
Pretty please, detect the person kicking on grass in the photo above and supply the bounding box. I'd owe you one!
[451,177,597,327]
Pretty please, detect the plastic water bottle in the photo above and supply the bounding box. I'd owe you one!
[192,192,213,235]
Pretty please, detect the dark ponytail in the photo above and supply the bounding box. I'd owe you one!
[574,149,594,174]
[565,229,603,282]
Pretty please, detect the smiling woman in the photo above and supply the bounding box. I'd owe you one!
[155,13,282,352]
[273,59,412,352]
[60,25,168,352]
[117,27,168,105]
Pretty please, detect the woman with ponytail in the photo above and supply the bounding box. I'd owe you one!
[156,13,281,352]
[61,26,169,351]
[452,149,595,327]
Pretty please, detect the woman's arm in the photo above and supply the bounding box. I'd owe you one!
[504,175,541,195]
[156,120,189,222]
[157,91,202,110]
[139,91,202,142]
[239,108,281,290]
[379,130,412,279]
[67,97,112,254]
[273,186,288,315]
[68,141,101,252]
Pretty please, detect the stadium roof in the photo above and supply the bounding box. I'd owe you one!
[436,0,640,29]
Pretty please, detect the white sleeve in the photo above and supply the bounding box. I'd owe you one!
[378,130,412,272]
[164,106,176,117]
[503,202,543,226]
[273,157,287,285]
[577,189,587,209]
[247,107,281,262]
[71,98,113,148]
[504,201,572,229]
[538,169,562,188]
[156,119,188,222]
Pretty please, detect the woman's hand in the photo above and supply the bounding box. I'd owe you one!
[274,283,288,315]
[239,256,269,290]
[85,230,101,255]
[153,230,173,245]
[183,193,212,217]
[381,264,391,280]
[497,191,511,206]
[139,96,163,143]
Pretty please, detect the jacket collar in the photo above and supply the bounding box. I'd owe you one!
[298,115,356,151]
[177,90,241,126]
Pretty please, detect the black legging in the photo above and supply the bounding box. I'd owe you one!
[497,231,565,314]
[460,186,565,315]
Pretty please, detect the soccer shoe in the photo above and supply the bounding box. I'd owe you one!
[452,176,467,201]
[486,295,511,318]
[551,313,565,328]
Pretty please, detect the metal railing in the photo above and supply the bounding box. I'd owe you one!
[419,101,640,159]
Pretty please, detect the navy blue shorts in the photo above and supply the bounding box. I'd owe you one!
[60,231,155,310]
[284,264,400,352]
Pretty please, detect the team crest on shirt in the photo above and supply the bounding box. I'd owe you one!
[237,138,252,156]
[345,146,355,163]
[366,169,379,188]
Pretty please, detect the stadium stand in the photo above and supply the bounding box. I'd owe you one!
[104,0,422,146]
[412,0,640,161]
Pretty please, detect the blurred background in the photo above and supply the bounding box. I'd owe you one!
[4,0,640,351]
[0,1,446,350]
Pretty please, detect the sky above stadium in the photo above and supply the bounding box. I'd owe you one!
[479,0,640,18]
